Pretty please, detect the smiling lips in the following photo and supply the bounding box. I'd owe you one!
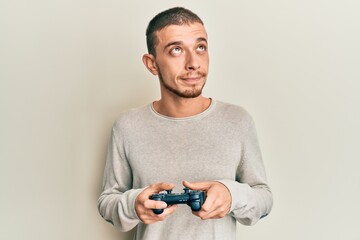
[179,72,207,82]
[182,76,201,81]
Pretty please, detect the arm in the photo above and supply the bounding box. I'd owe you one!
[97,128,142,232]
[219,117,273,225]
[184,117,273,225]
[97,128,178,231]
[217,180,272,226]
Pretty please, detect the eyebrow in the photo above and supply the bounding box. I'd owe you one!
[163,37,208,51]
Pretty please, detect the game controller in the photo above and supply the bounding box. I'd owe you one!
[149,188,206,214]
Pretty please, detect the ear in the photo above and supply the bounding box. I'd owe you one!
[142,54,159,76]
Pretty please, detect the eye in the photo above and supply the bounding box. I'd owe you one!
[170,47,182,55]
[197,45,207,52]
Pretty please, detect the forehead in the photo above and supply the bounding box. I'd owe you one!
[155,23,208,46]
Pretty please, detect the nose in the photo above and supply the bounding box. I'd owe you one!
[185,52,200,71]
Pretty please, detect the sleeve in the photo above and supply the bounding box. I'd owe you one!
[97,127,144,232]
[217,117,273,226]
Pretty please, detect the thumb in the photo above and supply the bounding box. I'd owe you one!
[183,180,211,191]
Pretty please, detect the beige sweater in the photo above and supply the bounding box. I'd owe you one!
[98,100,273,240]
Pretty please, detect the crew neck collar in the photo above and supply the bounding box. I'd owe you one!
[149,98,216,121]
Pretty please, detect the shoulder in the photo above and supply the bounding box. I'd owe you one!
[214,100,254,124]
[211,100,257,134]
[112,104,152,132]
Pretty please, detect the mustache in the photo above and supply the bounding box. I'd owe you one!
[179,72,207,79]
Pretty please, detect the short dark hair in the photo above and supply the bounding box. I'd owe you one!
[146,7,204,56]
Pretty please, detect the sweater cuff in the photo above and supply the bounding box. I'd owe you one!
[124,188,145,221]
[216,179,252,213]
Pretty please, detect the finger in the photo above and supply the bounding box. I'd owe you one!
[194,193,216,218]
[194,206,219,220]
[193,185,217,213]
[143,199,167,210]
[161,204,178,216]
[148,205,178,222]
[182,180,212,191]
[140,213,161,224]
[198,209,223,220]
[202,202,231,219]
[138,206,167,224]
[190,197,214,219]
[201,196,215,213]
[191,186,229,220]
[196,199,231,220]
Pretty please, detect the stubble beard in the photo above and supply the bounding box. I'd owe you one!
[158,70,207,99]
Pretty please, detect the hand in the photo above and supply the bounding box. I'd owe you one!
[183,180,231,220]
[135,182,177,224]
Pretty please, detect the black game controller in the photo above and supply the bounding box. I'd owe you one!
[149,188,206,214]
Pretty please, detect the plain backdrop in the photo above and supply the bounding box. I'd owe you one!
[1,0,359,239]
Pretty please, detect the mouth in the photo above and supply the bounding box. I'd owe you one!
[181,76,201,81]
[179,73,206,84]
[179,77,203,86]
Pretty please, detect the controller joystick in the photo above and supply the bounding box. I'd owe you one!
[150,188,206,214]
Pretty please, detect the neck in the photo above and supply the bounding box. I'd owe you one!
[153,96,211,118]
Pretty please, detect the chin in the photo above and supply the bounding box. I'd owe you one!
[177,86,204,98]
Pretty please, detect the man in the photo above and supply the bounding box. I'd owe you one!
[98,7,273,240]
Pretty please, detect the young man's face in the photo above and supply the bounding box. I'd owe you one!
[153,23,209,98]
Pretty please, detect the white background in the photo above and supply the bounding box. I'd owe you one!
[1,1,359,239]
